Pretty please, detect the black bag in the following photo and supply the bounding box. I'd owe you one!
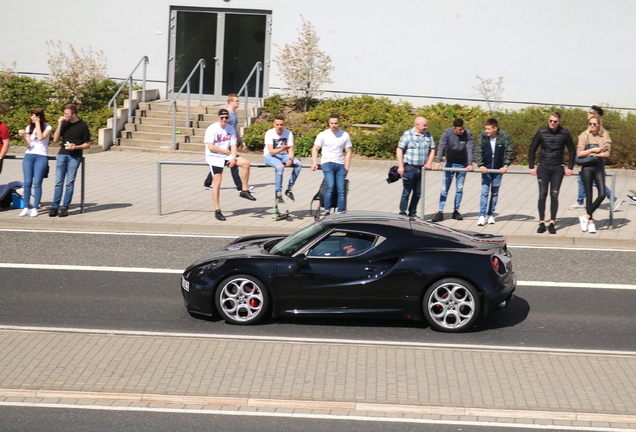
[310,179,349,218]
[43,163,50,178]
[575,140,601,167]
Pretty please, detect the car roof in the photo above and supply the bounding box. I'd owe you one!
[322,211,412,230]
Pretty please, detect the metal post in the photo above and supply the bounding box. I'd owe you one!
[157,162,162,216]
[198,61,205,107]
[127,76,133,123]
[142,57,147,102]
[112,105,117,148]
[172,108,177,150]
[608,172,615,230]
[418,167,426,219]
[185,82,191,128]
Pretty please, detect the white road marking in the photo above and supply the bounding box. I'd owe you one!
[0,228,235,238]
[1,325,635,356]
[510,245,636,252]
[2,263,636,291]
[0,263,183,274]
[518,281,636,290]
[0,402,630,431]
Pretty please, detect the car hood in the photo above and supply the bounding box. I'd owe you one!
[188,235,285,268]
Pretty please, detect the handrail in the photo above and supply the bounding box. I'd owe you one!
[237,61,263,128]
[168,59,206,150]
[107,56,149,148]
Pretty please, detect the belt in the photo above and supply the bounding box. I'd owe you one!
[404,163,422,167]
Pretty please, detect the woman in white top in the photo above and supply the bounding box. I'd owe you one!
[18,108,51,217]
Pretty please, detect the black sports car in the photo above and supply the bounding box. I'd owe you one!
[181,211,516,332]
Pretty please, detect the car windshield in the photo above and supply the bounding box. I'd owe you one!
[270,221,326,256]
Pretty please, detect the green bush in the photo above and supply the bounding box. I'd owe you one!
[242,95,636,168]
[0,72,127,144]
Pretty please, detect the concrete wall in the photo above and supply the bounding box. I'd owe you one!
[2,0,634,110]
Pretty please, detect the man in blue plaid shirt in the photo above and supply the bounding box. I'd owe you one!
[396,117,436,216]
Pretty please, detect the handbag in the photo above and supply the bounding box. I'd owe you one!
[575,139,600,167]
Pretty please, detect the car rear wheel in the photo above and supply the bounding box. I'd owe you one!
[215,275,269,325]
[423,278,480,332]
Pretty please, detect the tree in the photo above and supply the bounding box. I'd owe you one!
[473,75,505,114]
[274,17,334,111]
[46,40,107,107]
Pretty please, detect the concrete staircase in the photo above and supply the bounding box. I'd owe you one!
[110,100,259,153]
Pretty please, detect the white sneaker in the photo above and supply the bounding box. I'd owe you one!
[613,199,623,211]
[477,216,486,226]
[587,223,596,233]
[29,208,38,218]
[579,215,589,232]
[19,208,30,217]
[569,203,585,210]
[488,216,496,224]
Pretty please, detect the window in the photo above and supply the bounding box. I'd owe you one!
[307,231,376,257]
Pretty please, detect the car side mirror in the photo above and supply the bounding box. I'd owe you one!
[288,254,307,276]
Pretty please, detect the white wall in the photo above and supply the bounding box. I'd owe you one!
[2,0,634,110]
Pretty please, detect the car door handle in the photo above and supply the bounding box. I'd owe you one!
[364,266,377,272]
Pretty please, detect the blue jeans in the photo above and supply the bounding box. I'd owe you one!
[399,164,422,216]
[438,162,467,212]
[22,154,48,209]
[479,173,503,217]
[264,153,301,194]
[52,154,82,209]
[577,175,614,204]
[322,162,346,211]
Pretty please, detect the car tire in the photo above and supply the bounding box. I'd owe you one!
[215,274,269,325]
[423,278,481,333]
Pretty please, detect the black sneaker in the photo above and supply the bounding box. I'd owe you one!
[537,222,546,233]
[276,195,285,204]
[285,189,295,201]
[548,223,556,234]
[59,208,68,217]
[431,212,443,222]
[215,210,226,221]
[452,210,463,220]
[49,207,58,217]
[239,190,256,201]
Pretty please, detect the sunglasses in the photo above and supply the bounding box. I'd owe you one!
[219,115,229,119]
[548,120,560,124]
[589,122,599,126]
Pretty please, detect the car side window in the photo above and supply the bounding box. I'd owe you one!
[306,231,376,257]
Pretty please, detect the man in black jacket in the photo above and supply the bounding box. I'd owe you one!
[528,111,575,234]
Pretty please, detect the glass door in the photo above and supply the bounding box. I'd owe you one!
[168,8,270,101]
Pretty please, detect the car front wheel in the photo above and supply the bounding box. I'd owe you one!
[423,278,480,332]
[215,275,269,325]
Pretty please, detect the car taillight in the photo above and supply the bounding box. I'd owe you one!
[491,256,500,273]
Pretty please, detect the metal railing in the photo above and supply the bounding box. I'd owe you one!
[4,155,86,213]
[107,56,149,148]
[168,59,206,150]
[237,62,263,127]
[156,160,315,216]
[418,167,617,229]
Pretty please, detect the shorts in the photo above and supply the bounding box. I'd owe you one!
[209,160,230,175]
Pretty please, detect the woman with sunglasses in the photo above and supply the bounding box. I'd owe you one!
[18,108,51,217]
[577,114,611,233]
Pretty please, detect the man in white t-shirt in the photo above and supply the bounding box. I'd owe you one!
[264,115,302,203]
[205,109,255,221]
[203,93,250,191]
[311,113,352,214]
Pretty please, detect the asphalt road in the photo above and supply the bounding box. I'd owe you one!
[0,405,545,432]
[0,229,634,351]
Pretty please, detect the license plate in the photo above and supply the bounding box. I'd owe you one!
[181,276,190,292]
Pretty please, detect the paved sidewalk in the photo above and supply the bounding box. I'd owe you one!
[0,328,635,429]
[1,150,635,248]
